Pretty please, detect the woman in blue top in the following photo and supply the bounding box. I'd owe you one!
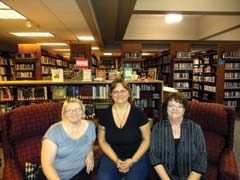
[40,97,96,180]
[150,92,207,180]
[97,77,151,180]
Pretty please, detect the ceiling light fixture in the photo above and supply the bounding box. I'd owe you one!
[0,1,26,19]
[0,1,10,8]
[91,47,99,50]
[77,36,94,41]
[25,20,32,28]
[53,48,70,51]
[39,43,68,46]
[10,32,54,37]
[165,14,183,24]
[103,52,112,56]
[0,9,26,19]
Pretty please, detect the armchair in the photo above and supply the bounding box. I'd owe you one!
[0,102,62,180]
[188,101,239,180]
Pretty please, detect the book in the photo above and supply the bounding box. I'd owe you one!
[82,69,92,81]
[52,86,67,99]
[123,67,132,80]
[108,70,118,80]
[96,69,106,80]
[148,67,157,80]
[51,68,64,82]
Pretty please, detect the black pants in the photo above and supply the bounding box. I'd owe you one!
[36,167,91,180]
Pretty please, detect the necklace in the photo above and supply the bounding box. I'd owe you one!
[114,103,129,128]
[172,126,181,137]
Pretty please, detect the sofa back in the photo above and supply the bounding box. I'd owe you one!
[1,102,62,171]
[189,101,235,148]
[188,101,235,164]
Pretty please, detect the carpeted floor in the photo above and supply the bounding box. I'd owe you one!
[233,113,240,177]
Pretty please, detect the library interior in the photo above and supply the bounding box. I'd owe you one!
[0,0,240,180]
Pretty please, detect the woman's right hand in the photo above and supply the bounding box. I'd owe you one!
[116,159,133,173]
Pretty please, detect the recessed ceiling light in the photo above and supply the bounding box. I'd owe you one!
[39,43,68,46]
[77,36,94,41]
[10,32,54,37]
[165,14,183,24]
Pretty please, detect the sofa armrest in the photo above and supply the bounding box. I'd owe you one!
[219,150,239,180]
[3,159,24,180]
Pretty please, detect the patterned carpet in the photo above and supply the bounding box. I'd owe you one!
[234,113,240,177]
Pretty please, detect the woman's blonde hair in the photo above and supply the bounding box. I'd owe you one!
[61,97,85,119]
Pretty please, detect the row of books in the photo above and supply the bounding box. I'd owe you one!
[224,91,239,98]
[223,100,238,106]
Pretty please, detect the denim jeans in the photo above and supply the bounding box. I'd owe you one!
[96,153,150,180]
[36,167,91,180]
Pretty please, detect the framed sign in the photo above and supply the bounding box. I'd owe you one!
[75,58,89,69]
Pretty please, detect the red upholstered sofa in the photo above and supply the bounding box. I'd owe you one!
[1,101,239,180]
[188,101,239,180]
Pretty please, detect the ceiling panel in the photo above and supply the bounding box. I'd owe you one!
[0,0,240,54]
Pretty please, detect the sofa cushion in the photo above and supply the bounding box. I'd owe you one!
[25,162,41,180]
[205,164,218,180]
[204,131,225,163]
[13,136,42,172]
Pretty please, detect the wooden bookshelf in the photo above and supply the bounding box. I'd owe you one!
[144,43,192,99]
[192,44,240,111]
[0,80,163,120]
[120,43,144,74]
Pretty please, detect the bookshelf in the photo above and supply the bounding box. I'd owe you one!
[69,44,92,68]
[0,54,14,81]
[120,44,144,76]
[192,45,240,111]
[218,44,240,111]
[14,44,68,80]
[143,50,168,81]
[41,50,69,80]
[0,80,163,120]
[98,55,118,80]
[169,44,193,99]
[144,44,192,99]
[192,49,218,102]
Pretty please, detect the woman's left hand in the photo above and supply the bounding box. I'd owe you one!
[85,151,94,174]
[117,158,134,173]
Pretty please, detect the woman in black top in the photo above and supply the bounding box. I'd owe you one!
[96,77,151,180]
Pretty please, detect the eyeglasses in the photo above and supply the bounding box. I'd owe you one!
[168,104,184,109]
[65,108,82,114]
[112,90,127,95]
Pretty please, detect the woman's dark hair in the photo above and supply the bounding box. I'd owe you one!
[109,77,133,104]
[162,92,190,119]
